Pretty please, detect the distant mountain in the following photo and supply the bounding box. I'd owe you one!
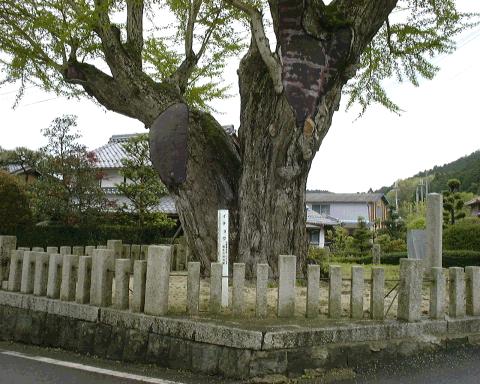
[377,150,480,201]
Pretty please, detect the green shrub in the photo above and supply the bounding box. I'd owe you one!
[444,221,480,251]
[332,250,480,268]
[0,171,32,232]
[2,223,178,248]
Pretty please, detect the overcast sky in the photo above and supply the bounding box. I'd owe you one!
[1,0,479,193]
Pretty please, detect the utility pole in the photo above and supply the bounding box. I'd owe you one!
[395,180,399,212]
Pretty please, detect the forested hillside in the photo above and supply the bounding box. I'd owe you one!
[378,151,480,202]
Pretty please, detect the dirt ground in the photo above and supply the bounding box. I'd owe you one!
[122,268,438,320]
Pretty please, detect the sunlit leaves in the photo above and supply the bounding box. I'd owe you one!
[344,0,479,116]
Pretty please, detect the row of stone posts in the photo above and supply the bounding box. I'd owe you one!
[2,236,480,321]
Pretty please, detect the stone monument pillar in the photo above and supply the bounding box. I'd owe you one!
[425,193,443,274]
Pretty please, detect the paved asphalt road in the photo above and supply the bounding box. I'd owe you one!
[1,341,480,383]
[348,345,480,384]
[0,341,237,384]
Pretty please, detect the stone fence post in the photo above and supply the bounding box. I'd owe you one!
[90,249,114,307]
[256,263,269,319]
[351,266,364,319]
[449,267,465,318]
[144,246,171,316]
[397,259,423,322]
[0,236,17,282]
[277,255,296,318]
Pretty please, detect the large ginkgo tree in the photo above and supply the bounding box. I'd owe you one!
[0,0,476,275]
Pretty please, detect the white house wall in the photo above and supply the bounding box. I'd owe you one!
[99,169,124,188]
[306,202,369,224]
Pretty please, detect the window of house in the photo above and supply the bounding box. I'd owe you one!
[312,204,330,215]
[310,230,320,245]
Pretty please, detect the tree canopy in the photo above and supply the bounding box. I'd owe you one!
[0,1,476,116]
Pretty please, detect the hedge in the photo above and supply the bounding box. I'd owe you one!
[0,224,178,248]
[331,250,480,268]
[443,222,480,251]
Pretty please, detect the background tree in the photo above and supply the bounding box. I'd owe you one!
[352,217,373,256]
[0,170,32,233]
[0,1,476,275]
[115,134,169,228]
[30,115,106,225]
[443,178,467,225]
[0,147,41,183]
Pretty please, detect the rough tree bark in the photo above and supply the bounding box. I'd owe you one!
[64,0,398,277]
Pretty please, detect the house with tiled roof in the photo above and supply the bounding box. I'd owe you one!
[306,191,389,231]
[465,197,480,217]
[306,207,340,247]
[92,134,177,216]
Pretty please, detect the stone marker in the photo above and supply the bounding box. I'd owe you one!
[60,246,71,255]
[72,246,84,256]
[256,263,269,319]
[131,245,141,261]
[210,262,222,314]
[278,255,296,318]
[46,254,63,299]
[449,267,466,318]
[20,251,36,294]
[186,261,200,316]
[90,249,115,307]
[217,209,229,307]
[425,193,442,273]
[329,265,342,319]
[351,265,364,319]
[306,264,320,318]
[33,252,49,296]
[32,247,44,252]
[46,247,59,255]
[372,244,381,265]
[122,244,131,259]
[17,247,30,251]
[60,254,79,301]
[397,259,423,322]
[85,246,95,256]
[0,236,17,281]
[96,245,107,250]
[144,246,171,316]
[370,267,385,320]
[107,240,123,259]
[76,256,92,304]
[114,259,132,310]
[466,266,480,316]
[8,250,24,292]
[430,267,445,320]
[407,229,426,260]
[232,263,245,316]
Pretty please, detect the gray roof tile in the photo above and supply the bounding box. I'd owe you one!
[306,191,386,203]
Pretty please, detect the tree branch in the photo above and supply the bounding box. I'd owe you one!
[226,0,283,93]
[185,0,202,58]
[172,0,203,93]
[330,0,398,58]
[64,60,180,126]
[126,0,144,69]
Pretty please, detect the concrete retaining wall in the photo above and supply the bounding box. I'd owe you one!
[2,290,480,379]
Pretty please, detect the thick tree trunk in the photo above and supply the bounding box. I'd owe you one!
[236,44,343,277]
[150,107,241,274]
[237,47,310,277]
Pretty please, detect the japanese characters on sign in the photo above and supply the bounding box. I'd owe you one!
[217,209,229,307]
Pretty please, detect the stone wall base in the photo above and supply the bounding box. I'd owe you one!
[2,292,480,380]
